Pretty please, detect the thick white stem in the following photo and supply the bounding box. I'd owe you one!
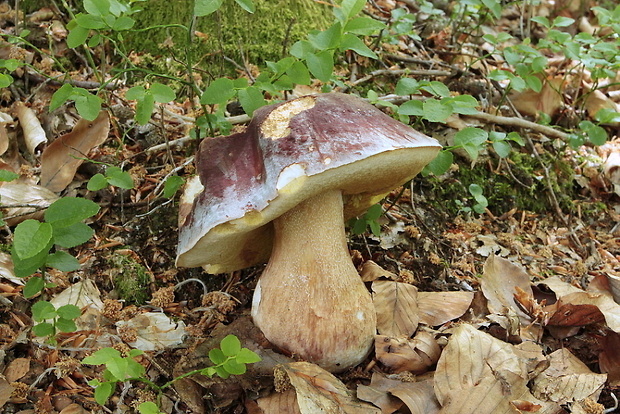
[251,189,376,372]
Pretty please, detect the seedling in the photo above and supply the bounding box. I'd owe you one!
[82,335,261,408]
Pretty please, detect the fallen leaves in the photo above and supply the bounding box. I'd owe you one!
[40,111,110,192]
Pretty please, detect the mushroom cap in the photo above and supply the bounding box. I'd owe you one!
[176,93,441,271]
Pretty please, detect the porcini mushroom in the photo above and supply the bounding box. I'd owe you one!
[177,93,441,372]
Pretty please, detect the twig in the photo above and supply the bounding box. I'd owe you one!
[465,112,571,141]
[349,68,452,87]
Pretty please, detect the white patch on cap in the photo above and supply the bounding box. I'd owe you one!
[261,96,316,139]
[323,157,332,165]
[276,163,307,194]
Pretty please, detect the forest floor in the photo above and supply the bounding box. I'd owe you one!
[0,0,619,413]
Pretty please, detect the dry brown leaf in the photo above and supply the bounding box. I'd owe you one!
[0,123,8,156]
[386,379,440,414]
[434,324,561,413]
[531,348,607,404]
[0,252,21,285]
[540,276,620,333]
[417,291,474,326]
[40,111,110,192]
[374,331,440,374]
[15,102,47,155]
[510,76,565,118]
[357,374,403,414]
[481,255,533,323]
[0,180,58,225]
[256,389,302,414]
[58,403,87,414]
[599,331,620,387]
[0,374,13,409]
[281,362,380,414]
[372,280,419,337]
[4,358,30,382]
[360,260,398,282]
[584,87,619,123]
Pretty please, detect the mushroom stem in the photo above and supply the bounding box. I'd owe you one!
[251,189,376,372]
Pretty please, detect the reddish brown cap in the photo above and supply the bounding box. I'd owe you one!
[176,93,441,271]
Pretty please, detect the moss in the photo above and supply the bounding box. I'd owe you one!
[126,0,332,70]
[109,253,151,305]
[427,148,579,217]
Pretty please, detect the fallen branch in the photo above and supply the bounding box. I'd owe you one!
[465,112,571,141]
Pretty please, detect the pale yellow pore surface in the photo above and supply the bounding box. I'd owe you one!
[260,96,316,139]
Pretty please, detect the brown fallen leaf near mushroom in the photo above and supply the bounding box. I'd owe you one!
[176,92,441,371]
[40,111,110,193]
[434,324,562,413]
[277,362,380,414]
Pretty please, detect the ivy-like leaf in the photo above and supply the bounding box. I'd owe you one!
[45,197,100,227]
[47,251,80,272]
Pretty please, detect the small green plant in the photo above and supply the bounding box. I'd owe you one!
[11,197,100,298]
[87,165,135,191]
[82,334,261,410]
[31,301,81,339]
[349,204,383,237]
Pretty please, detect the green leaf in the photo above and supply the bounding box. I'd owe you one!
[368,220,381,237]
[57,304,81,320]
[0,169,18,182]
[93,382,114,406]
[398,99,424,116]
[84,0,111,16]
[286,61,311,85]
[290,40,315,60]
[45,198,100,227]
[106,167,134,189]
[308,23,342,50]
[74,94,101,121]
[234,0,255,13]
[237,87,266,117]
[32,322,54,337]
[87,173,108,191]
[83,348,122,365]
[305,50,334,82]
[552,16,575,27]
[421,99,452,123]
[395,78,420,95]
[12,247,49,278]
[530,16,550,28]
[454,127,488,161]
[339,34,377,58]
[56,318,77,333]
[524,75,542,93]
[194,0,223,16]
[427,150,453,176]
[23,276,45,298]
[0,73,13,88]
[481,0,501,19]
[492,140,512,158]
[111,15,135,30]
[75,13,106,29]
[150,83,176,103]
[421,81,451,98]
[236,348,261,364]
[214,366,230,379]
[344,16,386,35]
[138,402,163,414]
[50,83,74,112]
[47,251,80,271]
[201,78,235,105]
[163,176,184,198]
[365,204,383,221]
[223,359,246,375]
[443,95,479,115]
[53,222,94,248]
[209,348,226,365]
[32,300,57,321]
[125,85,146,100]
[105,356,130,381]
[14,220,53,260]
[134,93,154,125]
[67,26,90,48]
[335,0,366,24]
[220,334,242,357]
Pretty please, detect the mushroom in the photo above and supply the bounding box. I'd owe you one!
[177,93,441,372]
